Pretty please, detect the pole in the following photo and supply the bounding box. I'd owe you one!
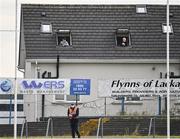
[104,97,106,116]
[121,97,125,114]
[158,96,161,115]
[35,61,38,121]
[14,0,18,138]
[9,94,12,124]
[76,94,78,106]
[153,117,155,138]
[166,0,170,138]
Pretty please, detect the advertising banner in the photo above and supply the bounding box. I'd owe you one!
[70,79,91,95]
[98,79,180,97]
[0,79,14,94]
[18,79,70,94]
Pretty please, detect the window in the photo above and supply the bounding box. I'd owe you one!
[0,104,23,111]
[40,23,52,33]
[162,23,173,34]
[0,94,23,99]
[55,94,80,102]
[136,5,147,14]
[116,29,131,47]
[126,96,141,101]
[56,30,71,47]
[114,96,141,104]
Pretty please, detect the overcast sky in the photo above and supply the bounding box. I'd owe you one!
[0,0,179,77]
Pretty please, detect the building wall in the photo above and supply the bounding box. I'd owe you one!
[24,61,180,121]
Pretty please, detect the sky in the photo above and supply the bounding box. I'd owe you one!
[0,0,180,78]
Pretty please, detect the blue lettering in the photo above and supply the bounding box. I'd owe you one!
[22,81,42,89]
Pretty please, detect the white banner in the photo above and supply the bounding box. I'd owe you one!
[0,79,14,94]
[98,79,180,97]
[18,79,70,94]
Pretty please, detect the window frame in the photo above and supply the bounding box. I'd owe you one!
[136,5,147,14]
[40,22,53,34]
[162,23,173,34]
[116,29,131,47]
[125,96,142,102]
[0,104,23,111]
[56,29,72,46]
[54,94,81,103]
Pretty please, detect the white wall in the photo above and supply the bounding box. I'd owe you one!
[24,61,180,121]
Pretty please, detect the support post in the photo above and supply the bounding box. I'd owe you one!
[121,97,125,114]
[158,96,161,115]
[14,0,18,138]
[104,97,106,116]
[166,0,170,138]
[153,117,155,138]
[9,94,12,124]
[76,94,78,106]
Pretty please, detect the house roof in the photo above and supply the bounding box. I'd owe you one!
[19,4,180,63]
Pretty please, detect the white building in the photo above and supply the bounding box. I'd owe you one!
[18,4,180,122]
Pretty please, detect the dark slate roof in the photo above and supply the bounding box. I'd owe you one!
[20,4,180,60]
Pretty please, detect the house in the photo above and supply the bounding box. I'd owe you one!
[18,4,180,122]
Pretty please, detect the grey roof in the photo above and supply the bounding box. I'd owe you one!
[19,4,180,62]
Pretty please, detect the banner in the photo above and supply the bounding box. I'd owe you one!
[0,79,14,94]
[18,79,70,94]
[70,79,91,95]
[98,79,180,97]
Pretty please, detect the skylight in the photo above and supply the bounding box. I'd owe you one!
[116,29,131,47]
[56,29,72,47]
[40,23,52,33]
[136,5,147,14]
[162,23,173,34]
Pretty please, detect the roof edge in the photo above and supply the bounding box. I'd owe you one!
[25,59,180,64]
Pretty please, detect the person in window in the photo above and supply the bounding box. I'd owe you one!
[121,37,128,46]
[67,103,80,138]
[60,38,69,47]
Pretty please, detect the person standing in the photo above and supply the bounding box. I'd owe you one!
[68,103,81,138]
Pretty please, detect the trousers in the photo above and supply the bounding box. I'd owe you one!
[70,119,80,138]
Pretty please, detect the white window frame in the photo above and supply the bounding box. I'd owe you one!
[53,94,81,103]
[125,96,142,102]
[112,96,142,105]
[136,5,147,14]
[162,23,173,34]
[40,23,52,33]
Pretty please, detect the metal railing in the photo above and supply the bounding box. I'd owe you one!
[96,117,104,138]
[20,118,28,139]
[148,117,156,138]
[46,117,53,138]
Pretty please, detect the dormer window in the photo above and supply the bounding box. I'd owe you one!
[116,29,131,47]
[136,5,147,14]
[162,23,173,34]
[40,23,52,33]
[56,30,71,47]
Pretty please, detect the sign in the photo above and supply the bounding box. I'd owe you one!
[70,79,91,95]
[0,79,14,94]
[98,79,180,97]
[18,79,70,94]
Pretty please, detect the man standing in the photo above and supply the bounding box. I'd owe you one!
[68,103,81,138]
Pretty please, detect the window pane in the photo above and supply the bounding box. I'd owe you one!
[163,26,172,33]
[41,24,52,33]
[126,96,141,101]
[66,95,80,101]
[162,24,173,33]
[0,94,23,99]
[0,104,23,111]
[55,94,64,100]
